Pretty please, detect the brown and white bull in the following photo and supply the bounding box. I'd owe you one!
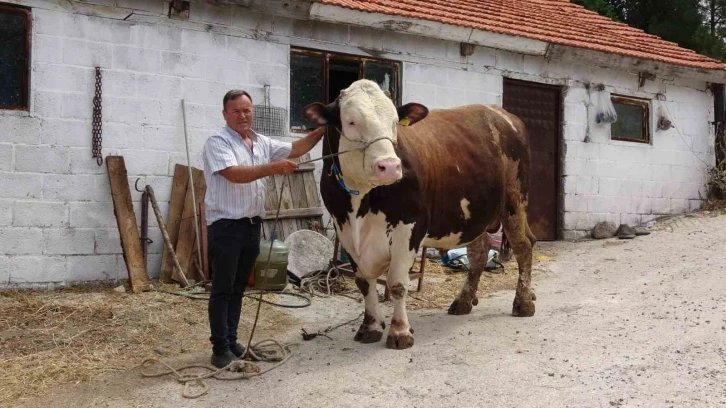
[303,79,537,349]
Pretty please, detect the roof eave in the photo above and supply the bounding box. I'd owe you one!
[310,3,726,84]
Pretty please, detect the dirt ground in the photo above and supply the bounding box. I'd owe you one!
[7,210,726,408]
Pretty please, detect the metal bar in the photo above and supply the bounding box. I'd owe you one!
[141,189,149,268]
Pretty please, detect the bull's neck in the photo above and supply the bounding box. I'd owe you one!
[322,133,373,197]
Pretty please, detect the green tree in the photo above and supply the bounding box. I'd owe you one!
[571,0,620,20]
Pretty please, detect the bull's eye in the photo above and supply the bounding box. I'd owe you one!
[348,121,355,126]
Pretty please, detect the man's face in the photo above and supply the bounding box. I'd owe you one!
[223,95,253,136]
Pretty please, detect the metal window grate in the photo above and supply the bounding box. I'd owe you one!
[252,85,288,137]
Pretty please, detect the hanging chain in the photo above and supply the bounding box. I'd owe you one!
[92,67,103,166]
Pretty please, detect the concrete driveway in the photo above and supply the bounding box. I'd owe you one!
[17,212,726,408]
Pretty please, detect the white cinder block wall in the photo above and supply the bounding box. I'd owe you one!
[0,0,715,286]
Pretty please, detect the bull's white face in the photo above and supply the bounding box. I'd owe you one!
[337,80,402,189]
[303,79,429,193]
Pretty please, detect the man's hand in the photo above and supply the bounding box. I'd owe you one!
[272,159,298,175]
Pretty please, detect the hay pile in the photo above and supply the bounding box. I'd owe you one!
[0,282,297,407]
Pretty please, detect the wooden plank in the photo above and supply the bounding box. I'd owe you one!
[159,163,190,282]
[106,156,150,293]
[263,207,324,220]
[173,167,206,283]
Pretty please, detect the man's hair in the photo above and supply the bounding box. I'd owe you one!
[223,89,252,110]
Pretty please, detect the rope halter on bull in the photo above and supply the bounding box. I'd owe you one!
[326,117,410,195]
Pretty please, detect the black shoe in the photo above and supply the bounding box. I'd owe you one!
[210,350,236,368]
[230,342,246,358]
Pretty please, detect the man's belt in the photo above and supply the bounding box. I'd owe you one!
[214,216,262,225]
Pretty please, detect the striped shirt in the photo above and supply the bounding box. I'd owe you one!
[202,125,292,225]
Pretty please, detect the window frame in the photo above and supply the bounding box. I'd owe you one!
[289,47,401,134]
[609,94,651,144]
[0,3,32,111]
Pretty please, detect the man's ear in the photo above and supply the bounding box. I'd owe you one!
[397,103,429,126]
[303,99,340,126]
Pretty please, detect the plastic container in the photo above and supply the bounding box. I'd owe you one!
[254,232,290,291]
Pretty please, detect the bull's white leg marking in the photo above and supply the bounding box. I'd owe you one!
[460,198,471,220]
[483,105,517,133]
[385,223,417,349]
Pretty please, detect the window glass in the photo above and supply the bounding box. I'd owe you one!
[289,53,324,130]
[0,7,29,109]
[611,96,649,143]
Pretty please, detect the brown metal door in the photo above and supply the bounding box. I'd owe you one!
[502,78,560,241]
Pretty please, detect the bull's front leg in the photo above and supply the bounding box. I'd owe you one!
[353,275,385,343]
[385,239,418,350]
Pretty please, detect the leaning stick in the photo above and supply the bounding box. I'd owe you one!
[146,185,190,288]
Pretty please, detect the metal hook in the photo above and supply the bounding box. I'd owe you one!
[134,178,144,192]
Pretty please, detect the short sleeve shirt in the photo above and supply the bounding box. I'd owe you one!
[202,126,292,224]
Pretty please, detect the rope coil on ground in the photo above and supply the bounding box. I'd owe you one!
[140,339,295,399]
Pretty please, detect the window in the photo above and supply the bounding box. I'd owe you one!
[0,4,31,110]
[610,95,650,143]
[289,48,400,132]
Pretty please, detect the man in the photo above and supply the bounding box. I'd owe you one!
[202,89,324,368]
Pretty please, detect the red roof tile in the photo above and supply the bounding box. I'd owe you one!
[316,0,726,71]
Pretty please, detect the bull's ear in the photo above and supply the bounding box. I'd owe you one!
[397,103,429,126]
[303,100,340,126]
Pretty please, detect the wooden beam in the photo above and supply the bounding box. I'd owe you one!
[160,164,190,282]
[106,156,150,293]
[263,207,324,220]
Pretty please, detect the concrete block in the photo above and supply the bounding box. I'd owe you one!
[0,173,42,199]
[43,174,106,201]
[563,211,579,230]
[142,125,185,151]
[112,46,161,73]
[563,175,576,195]
[94,228,122,254]
[632,196,651,214]
[0,255,8,284]
[33,91,62,118]
[100,123,143,149]
[61,13,90,39]
[522,55,547,76]
[13,201,69,228]
[495,50,524,72]
[35,35,63,64]
[69,147,106,175]
[562,230,587,241]
[564,194,587,213]
[227,36,270,63]
[160,51,206,79]
[62,39,113,68]
[34,64,88,93]
[620,179,643,197]
[621,213,641,227]
[642,181,661,198]
[40,119,91,147]
[115,0,164,13]
[15,145,69,174]
[9,256,66,283]
[0,227,44,255]
[143,176,174,203]
[160,101,205,128]
[651,197,670,214]
[66,255,118,282]
[33,9,64,36]
[403,82,437,106]
[181,30,227,56]
[249,62,290,89]
[205,106,226,129]
[107,97,161,124]
[70,202,117,228]
[118,149,169,175]
[60,92,93,120]
[564,102,588,125]
[146,253,162,279]
[0,116,41,144]
[0,144,12,172]
[597,177,620,196]
[130,23,182,51]
[670,198,688,213]
[0,200,11,226]
[45,228,95,255]
[349,25,384,51]
[84,16,133,44]
[136,74,182,100]
[650,164,672,181]
[183,79,228,106]
[563,122,587,141]
[576,175,599,195]
[592,195,621,214]
[688,199,703,212]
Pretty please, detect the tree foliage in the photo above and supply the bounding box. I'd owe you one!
[572,0,726,61]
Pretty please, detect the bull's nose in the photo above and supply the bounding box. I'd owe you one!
[374,158,402,182]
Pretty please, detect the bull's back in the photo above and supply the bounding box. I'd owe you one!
[395,104,528,245]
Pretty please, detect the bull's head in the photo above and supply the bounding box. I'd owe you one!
[303,79,428,192]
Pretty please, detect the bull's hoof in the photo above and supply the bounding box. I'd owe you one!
[385,332,414,349]
[448,298,473,315]
[512,299,536,317]
[354,326,383,343]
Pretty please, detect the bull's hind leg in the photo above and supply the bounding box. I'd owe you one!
[502,203,537,317]
[354,276,385,343]
[448,233,491,315]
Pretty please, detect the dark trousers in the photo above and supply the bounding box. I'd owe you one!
[207,218,261,355]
